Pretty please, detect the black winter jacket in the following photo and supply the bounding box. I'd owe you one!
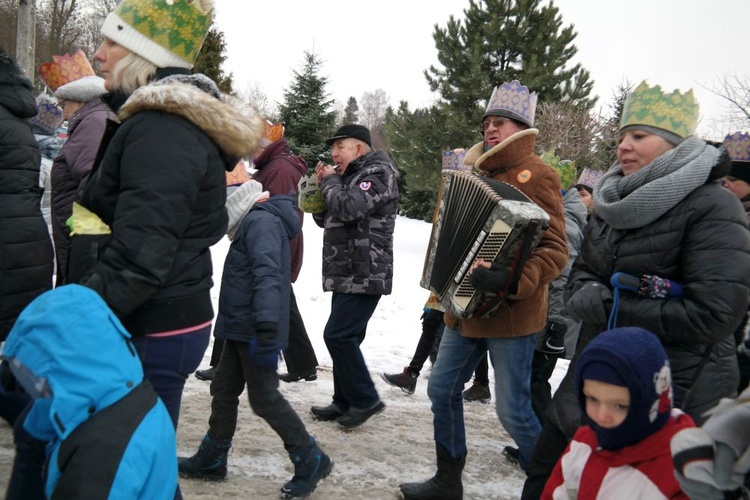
[549,158,750,433]
[0,54,53,340]
[75,75,265,336]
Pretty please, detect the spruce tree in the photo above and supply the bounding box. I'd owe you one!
[427,0,595,117]
[391,0,597,218]
[194,26,233,94]
[342,97,359,125]
[277,51,338,168]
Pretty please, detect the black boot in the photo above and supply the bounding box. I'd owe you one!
[280,436,333,498]
[399,444,465,499]
[178,434,231,480]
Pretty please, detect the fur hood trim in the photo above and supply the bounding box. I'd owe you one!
[465,128,539,171]
[118,79,265,158]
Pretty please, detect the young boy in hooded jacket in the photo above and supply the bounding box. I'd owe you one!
[542,327,694,499]
[178,180,333,499]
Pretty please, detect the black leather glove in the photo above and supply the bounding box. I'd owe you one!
[566,281,613,325]
[541,320,567,357]
[469,262,511,293]
[248,322,282,373]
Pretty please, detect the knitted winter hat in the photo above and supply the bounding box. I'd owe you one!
[39,50,106,102]
[483,80,538,128]
[575,327,673,451]
[226,180,268,241]
[29,93,63,135]
[724,132,750,183]
[620,81,699,145]
[100,0,213,69]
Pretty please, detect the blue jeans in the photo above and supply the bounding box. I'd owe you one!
[131,325,211,429]
[323,293,381,410]
[427,326,540,471]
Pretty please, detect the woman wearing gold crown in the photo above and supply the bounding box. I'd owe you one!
[522,82,750,499]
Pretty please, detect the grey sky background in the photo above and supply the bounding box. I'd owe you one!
[215,0,750,139]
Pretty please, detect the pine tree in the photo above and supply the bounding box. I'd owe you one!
[391,0,597,218]
[194,26,233,94]
[427,0,595,117]
[277,50,338,168]
[342,97,359,125]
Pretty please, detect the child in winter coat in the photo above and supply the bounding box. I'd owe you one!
[178,180,333,499]
[542,327,694,499]
[1,285,178,499]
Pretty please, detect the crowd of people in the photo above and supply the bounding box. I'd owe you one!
[1,0,750,498]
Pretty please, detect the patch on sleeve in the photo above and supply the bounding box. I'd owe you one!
[359,181,372,191]
[517,169,532,183]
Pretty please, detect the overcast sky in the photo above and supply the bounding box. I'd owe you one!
[214,0,750,140]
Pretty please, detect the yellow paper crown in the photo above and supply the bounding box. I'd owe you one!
[620,81,699,139]
[38,50,96,93]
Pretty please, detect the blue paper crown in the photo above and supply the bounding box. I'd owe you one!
[442,148,470,171]
[483,80,538,128]
[723,132,750,162]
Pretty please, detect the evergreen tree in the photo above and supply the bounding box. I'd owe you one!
[342,96,359,125]
[385,102,480,221]
[427,0,596,113]
[277,50,337,168]
[390,0,598,218]
[194,26,233,94]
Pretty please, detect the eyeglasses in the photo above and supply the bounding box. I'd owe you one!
[57,99,68,108]
[481,116,507,132]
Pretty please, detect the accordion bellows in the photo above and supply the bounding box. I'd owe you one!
[421,171,550,319]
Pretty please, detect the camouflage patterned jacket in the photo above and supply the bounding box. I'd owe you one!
[313,150,399,295]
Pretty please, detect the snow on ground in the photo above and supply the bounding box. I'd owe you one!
[0,214,570,499]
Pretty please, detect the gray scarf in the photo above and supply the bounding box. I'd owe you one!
[594,137,719,230]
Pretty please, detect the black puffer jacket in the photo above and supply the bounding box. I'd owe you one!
[549,152,750,433]
[76,74,264,336]
[0,52,53,340]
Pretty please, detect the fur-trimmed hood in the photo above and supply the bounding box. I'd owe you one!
[465,128,539,176]
[117,74,265,159]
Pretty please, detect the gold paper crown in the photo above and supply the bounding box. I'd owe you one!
[620,81,699,139]
[103,0,213,69]
[38,50,96,93]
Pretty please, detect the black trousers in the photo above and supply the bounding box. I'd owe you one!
[208,339,309,451]
[282,287,318,374]
[530,350,558,423]
[209,288,318,375]
[408,309,445,374]
[521,417,569,500]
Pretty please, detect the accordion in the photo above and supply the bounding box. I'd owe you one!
[421,170,550,319]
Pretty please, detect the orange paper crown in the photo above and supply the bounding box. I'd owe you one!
[264,122,284,142]
[38,50,96,92]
